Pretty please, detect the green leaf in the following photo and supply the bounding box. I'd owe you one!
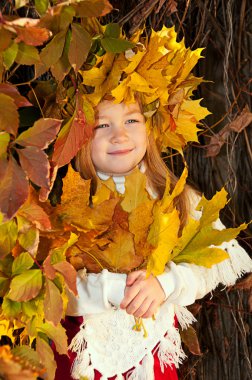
[44,278,63,325]
[8,269,42,301]
[15,42,40,65]
[104,23,120,38]
[37,322,68,355]
[36,30,67,77]
[22,299,38,318]
[15,0,28,8]
[0,276,10,297]
[0,132,10,159]
[0,93,19,136]
[2,297,22,318]
[36,337,57,380]
[101,37,134,53]
[35,0,49,14]
[12,345,43,372]
[0,219,18,258]
[51,29,71,82]
[3,42,18,70]
[12,252,34,276]
[69,23,92,72]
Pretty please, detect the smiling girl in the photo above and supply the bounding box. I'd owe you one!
[52,26,252,380]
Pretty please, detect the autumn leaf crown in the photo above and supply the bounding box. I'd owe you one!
[79,24,210,153]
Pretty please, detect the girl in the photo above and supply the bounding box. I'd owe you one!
[53,98,252,380]
[52,26,252,379]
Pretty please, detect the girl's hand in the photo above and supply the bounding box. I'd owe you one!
[120,270,166,318]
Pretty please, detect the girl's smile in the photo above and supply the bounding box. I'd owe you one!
[91,100,147,175]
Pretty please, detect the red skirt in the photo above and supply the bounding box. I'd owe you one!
[54,316,178,380]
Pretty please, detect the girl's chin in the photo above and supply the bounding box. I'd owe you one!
[98,165,138,177]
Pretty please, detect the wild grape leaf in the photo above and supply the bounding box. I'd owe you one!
[52,92,93,167]
[18,201,51,231]
[0,219,18,258]
[0,133,10,159]
[73,0,113,17]
[0,93,19,136]
[12,252,34,276]
[15,43,41,65]
[0,28,13,52]
[43,254,56,280]
[0,276,9,296]
[3,42,19,70]
[180,325,202,356]
[17,146,50,189]
[14,25,51,46]
[0,83,32,108]
[51,29,71,82]
[37,321,68,355]
[35,30,67,77]
[44,278,63,325]
[18,226,39,256]
[2,297,22,318]
[68,23,92,72]
[0,157,29,220]
[8,269,42,302]
[53,261,77,295]
[36,337,57,380]
[15,118,62,149]
[12,346,44,374]
[101,37,134,53]
[35,0,49,15]
[0,346,40,380]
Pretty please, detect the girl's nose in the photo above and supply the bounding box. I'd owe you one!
[110,124,128,143]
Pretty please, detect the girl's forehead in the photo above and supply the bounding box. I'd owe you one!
[95,100,142,117]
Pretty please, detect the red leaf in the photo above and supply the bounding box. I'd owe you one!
[0,93,19,136]
[0,83,32,107]
[17,146,50,189]
[39,160,58,202]
[18,202,51,230]
[52,92,92,167]
[53,261,77,295]
[15,118,62,149]
[14,25,51,46]
[43,254,56,280]
[0,156,29,220]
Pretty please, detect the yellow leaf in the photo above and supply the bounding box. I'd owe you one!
[120,169,150,212]
[147,209,180,276]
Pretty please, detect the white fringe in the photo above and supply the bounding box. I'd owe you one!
[69,322,91,380]
[157,327,186,372]
[174,305,196,330]
[127,353,154,380]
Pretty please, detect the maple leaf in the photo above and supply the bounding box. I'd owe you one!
[171,189,248,267]
[121,169,150,212]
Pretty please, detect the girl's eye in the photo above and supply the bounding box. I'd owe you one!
[125,119,138,124]
[94,123,109,130]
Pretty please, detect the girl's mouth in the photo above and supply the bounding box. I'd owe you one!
[108,149,133,155]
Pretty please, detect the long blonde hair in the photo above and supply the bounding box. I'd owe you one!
[75,132,190,229]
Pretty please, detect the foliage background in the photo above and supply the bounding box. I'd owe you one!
[0,0,251,379]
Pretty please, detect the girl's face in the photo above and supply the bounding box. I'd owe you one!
[91,100,147,175]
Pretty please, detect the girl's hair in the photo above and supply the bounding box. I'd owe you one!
[75,133,190,229]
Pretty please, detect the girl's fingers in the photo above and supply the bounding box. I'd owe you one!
[132,298,151,318]
[120,284,141,309]
[125,293,147,315]
[141,301,157,319]
[126,270,145,286]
